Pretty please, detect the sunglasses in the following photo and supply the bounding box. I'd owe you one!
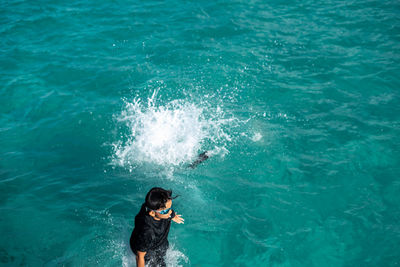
[156,207,171,215]
[147,206,171,215]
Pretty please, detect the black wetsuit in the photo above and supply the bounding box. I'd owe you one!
[130,204,175,267]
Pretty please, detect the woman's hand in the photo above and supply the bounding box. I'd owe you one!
[172,214,184,224]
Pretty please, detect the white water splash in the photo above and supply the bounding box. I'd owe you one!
[165,245,189,267]
[112,91,234,169]
[121,244,188,267]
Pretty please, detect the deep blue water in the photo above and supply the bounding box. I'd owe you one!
[1,0,400,266]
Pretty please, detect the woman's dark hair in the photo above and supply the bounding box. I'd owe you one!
[145,187,178,210]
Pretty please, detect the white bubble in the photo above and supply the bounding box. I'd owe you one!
[251,132,262,142]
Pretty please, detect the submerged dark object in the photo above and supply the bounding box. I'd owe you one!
[189,151,209,169]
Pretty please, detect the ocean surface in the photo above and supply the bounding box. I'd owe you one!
[1,0,400,266]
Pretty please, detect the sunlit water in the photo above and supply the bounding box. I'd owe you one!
[1,0,399,266]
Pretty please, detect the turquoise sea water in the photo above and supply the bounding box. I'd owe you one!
[1,0,400,266]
